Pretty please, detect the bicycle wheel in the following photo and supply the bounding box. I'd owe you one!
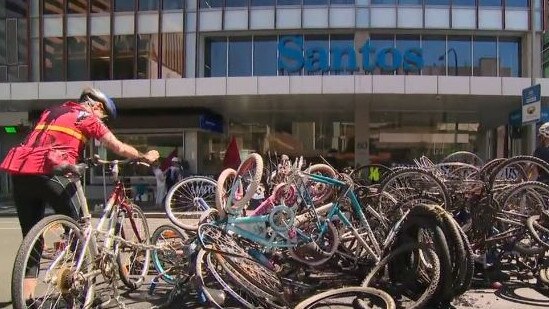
[441,151,484,167]
[216,168,238,218]
[117,205,151,290]
[362,242,440,309]
[12,215,95,309]
[488,155,549,191]
[232,153,264,212]
[294,286,395,309]
[165,176,217,231]
[150,224,193,284]
[305,164,337,206]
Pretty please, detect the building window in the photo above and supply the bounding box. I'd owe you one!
[424,0,450,4]
[226,0,248,6]
[137,34,159,79]
[479,0,501,5]
[0,20,5,65]
[139,0,159,10]
[330,0,355,4]
[421,36,446,75]
[499,37,521,77]
[200,0,224,8]
[204,37,226,77]
[91,0,111,13]
[113,34,135,79]
[277,0,301,5]
[43,37,64,81]
[278,34,303,76]
[447,36,471,76]
[163,0,184,9]
[251,0,275,5]
[304,0,328,5]
[228,37,252,77]
[44,0,65,14]
[452,0,475,5]
[473,36,497,76]
[161,32,183,78]
[371,0,396,4]
[1,1,28,82]
[68,0,88,13]
[253,36,277,76]
[67,36,88,80]
[90,35,111,80]
[505,0,527,6]
[115,0,135,11]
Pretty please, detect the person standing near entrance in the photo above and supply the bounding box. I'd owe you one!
[152,161,166,207]
[533,122,549,182]
[165,157,183,192]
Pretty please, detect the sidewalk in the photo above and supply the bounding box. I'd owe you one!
[0,200,169,219]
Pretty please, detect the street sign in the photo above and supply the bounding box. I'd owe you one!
[522,84,541,124]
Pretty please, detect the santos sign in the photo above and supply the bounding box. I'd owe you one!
[278,35,424,74]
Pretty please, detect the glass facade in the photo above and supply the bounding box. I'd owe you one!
[43,37,64,81]
[137,34,159,79]
[90,35,111,80]
[67,36,88,81]
[0,0,28,82]
[113,35,136,79]
[205,34,522,77]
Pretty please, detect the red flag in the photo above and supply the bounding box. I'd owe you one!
[223,137,241,170]
[161,148,178,171]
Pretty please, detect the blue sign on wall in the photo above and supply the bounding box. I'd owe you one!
[199,113,223,133]
[509,107,549,126]
[278,35,424,74]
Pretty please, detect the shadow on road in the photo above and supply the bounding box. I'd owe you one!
[495,281,549,307]
[0,301,12,308]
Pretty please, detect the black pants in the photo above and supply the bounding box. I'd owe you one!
[12,174,81,277]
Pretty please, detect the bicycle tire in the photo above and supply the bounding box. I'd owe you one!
[12,215,95,309]
[150,224,192,284]
[488,155,549,191]
[293,286,396,309]
[165,176,217,231]
[194,249,255,309]
[362,242,440,309]
[441,151,484,167]
[232,153,264,211]
[305,163,337,206]
[117,205,151,290]
[216,168,237,218]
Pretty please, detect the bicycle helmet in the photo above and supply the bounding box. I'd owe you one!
[539,122,549,138]
[79,87,117,119]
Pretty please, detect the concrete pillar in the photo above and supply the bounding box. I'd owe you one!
[354,97,370,167]
[184,131,198,174]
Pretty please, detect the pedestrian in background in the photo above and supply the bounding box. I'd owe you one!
[166,157,183,192]
[152,161,166,207]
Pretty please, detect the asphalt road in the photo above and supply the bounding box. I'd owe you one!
[0,216,549,308]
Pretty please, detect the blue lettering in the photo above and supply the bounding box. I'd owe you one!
[277,37,424,74]
[305,47,329,73]
[376,47,402,72]
[403,48,423,72]
[331,46,358,72]
[359,40,376,72]
[278,36,304,73]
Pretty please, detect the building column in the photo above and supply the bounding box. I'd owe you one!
[354,97,370,167]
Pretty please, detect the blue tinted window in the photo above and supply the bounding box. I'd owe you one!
[330,34,355,75]
[278,35,303,75]
[421,36,445,75]
[226,0,248,6]
[304,35,328,75]
[253,36,277,76]
[371,0,396,4]
[228,37,252,76]
[115,0,135,11]
[252,0,275,5]
[425,0,449,5]
[163,0,184,9]
[452,0,474,5]
[200,0,223,8]
[205,37,226,77]
[396,35,420,75]
[499,38,521,77]
[473,37,496,76]
[447,36,471,76]
[479,0,501,5]
[506,0,527,6]
[331,0,354,4]
[399,0,421,4]
[277,0,301,4]
[304,0,327,4]
[370,35,394,75]
[139,0,159,10]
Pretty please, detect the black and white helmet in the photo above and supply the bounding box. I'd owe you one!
[539,122,549,138]
[79,87,117,119]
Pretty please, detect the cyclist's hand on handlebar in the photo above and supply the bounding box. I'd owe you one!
[142,150,160,164]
